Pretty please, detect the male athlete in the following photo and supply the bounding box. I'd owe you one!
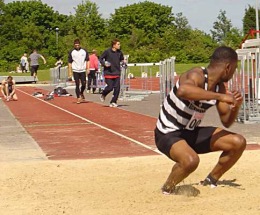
[155,46,246,194]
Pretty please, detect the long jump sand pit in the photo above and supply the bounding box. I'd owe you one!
[0,150,259,215]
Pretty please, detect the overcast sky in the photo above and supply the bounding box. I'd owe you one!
[5,0,257,33]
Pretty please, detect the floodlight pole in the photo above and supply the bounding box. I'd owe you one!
[256,0,259,38]
[55,27,59,48]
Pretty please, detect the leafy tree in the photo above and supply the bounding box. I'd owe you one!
[0,0,244,72]
[0,0,4,14]
[0,0,73,70]
[242,5,260,35]
[224,27,243,49]
[210,10,232,44]
[72,0,107,46]
[108,1,174,42]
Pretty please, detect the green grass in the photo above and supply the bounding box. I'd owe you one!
[175,63,208,74]
[128,63,208,77]
[0,69,51,82]
[0,63,208,82]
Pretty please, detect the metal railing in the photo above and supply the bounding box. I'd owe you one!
[234,39,260,123]
[50,66,68,87]
[159,56,176,105]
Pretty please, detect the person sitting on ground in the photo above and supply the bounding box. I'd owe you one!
[1,76,18,101]
[16,65,22,73]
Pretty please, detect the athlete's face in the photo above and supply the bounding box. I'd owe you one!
[222,61,238,82]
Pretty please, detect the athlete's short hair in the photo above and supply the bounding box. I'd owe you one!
[210,46,238,64]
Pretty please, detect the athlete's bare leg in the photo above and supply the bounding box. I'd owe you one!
[161,140,199,193]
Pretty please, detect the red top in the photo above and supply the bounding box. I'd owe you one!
[89,54,99,70]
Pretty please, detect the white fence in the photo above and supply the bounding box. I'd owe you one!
[159,56,176,105]
[50,66,68,87]
[234,39,260,123]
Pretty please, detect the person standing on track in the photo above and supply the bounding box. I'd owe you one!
[1,76,18,101]
[68,39,90,104]
[99,38,126,107]
[87,49,99,94]
[154,46,246,195]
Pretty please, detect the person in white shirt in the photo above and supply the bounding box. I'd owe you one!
[68,39,90,104]
[20,53,28,73]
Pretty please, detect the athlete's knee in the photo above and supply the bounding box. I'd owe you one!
[180,154,200,173]
[231,134,246,152]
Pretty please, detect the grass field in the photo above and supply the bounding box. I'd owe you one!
[0,63,208,82]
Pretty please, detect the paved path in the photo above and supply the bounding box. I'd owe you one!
[0,99,47,162]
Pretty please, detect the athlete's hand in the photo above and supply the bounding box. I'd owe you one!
[220,93,236,105]
[230,90,243,105]
[222,90,243,111]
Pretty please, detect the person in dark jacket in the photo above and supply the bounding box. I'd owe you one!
[99,39,126,107]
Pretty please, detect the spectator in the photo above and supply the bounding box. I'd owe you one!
[99,38,126,107]
[87,49,99,94]
[55,57,64,80]
[16,65,22,73]
[29,49,46,80]
[20,53,28,73]
[1,76,18,101]
[55,57,63,68]
[68,39,90,104]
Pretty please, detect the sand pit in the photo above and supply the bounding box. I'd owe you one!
[0,150,259,215]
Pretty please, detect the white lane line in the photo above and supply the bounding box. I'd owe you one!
[17,89,162,155]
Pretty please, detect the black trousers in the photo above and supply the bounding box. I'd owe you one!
[102,77,120,103]
[73,72,86,98]
[87,70,97,92]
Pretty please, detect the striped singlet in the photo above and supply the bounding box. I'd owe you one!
[156,68,219,134]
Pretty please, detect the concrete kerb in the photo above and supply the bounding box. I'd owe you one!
[0,99,47,162]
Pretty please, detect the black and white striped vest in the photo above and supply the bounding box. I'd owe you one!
[156,68,219,134]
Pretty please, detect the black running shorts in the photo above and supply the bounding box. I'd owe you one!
[154,126,217,159]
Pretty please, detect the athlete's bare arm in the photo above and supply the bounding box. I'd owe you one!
[216,83,243,128]
[177,69,227,102]
[68,63,72,77]
[1,80,7,98]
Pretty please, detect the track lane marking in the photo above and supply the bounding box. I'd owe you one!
[17,89,162,155]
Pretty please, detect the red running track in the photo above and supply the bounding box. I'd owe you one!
[3,83,259,160]
[4,86,159,160]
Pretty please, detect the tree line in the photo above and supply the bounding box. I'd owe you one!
[0,0,258,72]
